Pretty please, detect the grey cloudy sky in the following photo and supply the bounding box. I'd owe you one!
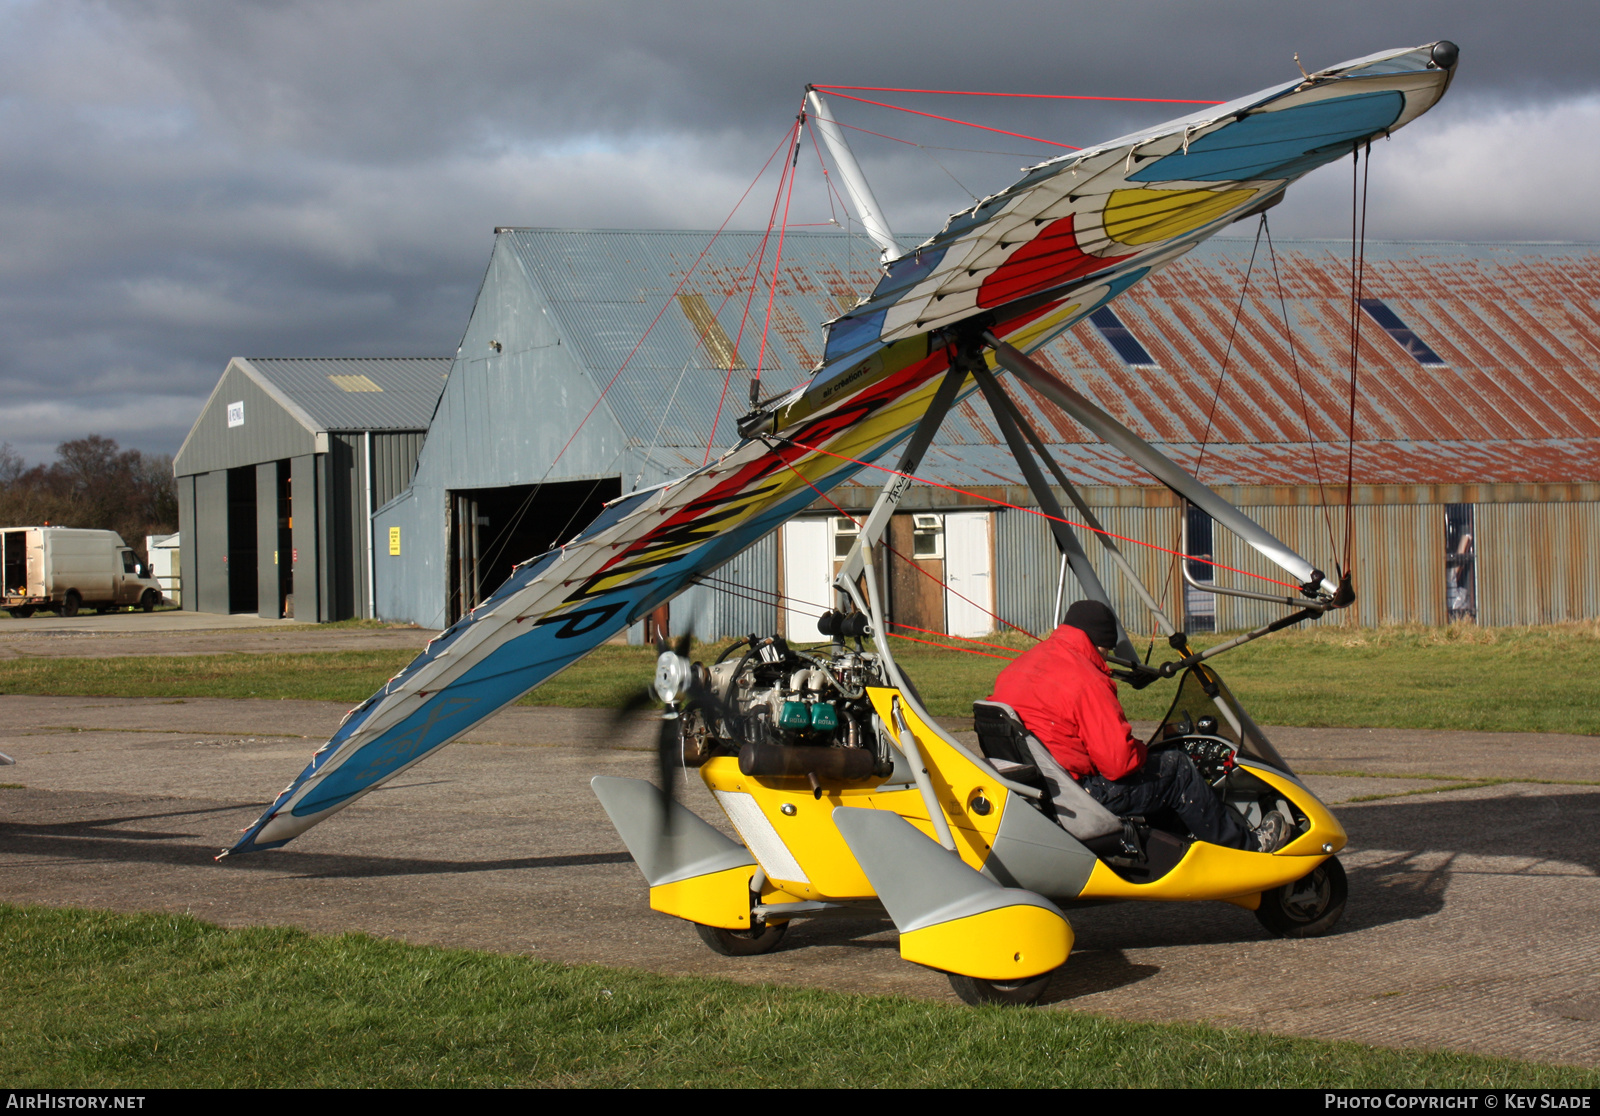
[1,0,1596,463]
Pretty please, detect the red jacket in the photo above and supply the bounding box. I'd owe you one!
[988,624,1146,781]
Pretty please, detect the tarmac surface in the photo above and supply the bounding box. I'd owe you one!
[3,685,1598,1068]
[0,612,435,659]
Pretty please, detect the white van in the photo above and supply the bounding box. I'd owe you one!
[1,527,165,617]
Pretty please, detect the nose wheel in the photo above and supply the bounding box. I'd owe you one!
[947,970,1054,1007]
[693,920,789,956]
[1255,855,1347,938]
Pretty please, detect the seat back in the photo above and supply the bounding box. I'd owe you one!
[972,700,1123,842]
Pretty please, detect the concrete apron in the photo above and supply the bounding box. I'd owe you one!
[2,693,1597,1069]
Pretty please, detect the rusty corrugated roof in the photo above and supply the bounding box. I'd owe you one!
[509,229,1600,487]
[926,238,1600,486]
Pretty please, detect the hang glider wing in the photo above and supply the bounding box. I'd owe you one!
[225,42,1454,855]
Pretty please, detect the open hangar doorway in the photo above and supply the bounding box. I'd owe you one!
[447,477,621,625]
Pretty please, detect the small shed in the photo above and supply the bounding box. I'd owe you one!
[174,357,448,620]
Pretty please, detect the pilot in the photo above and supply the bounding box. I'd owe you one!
[988,599,1290,853]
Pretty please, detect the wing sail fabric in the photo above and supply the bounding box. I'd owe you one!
[227,42,1453,855]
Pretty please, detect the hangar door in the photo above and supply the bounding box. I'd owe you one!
[447,477,620,624]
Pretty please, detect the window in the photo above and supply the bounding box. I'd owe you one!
[1359,298,1445,365]
[1088,306,1159,368]
[911,514,944,559]
[831,516,859,559]
[1184,506,1216,634]
[1445,504,1476,622]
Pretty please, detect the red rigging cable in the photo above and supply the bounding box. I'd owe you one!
[757,114,805,391]
[813,84,1224,106]
[783,436,1307,593]
[818,90,1079,150]
[887,630,1016,660]
[704,115,803,464]
[812,112,1041,158]
[770,450,1040,641]
[696,573,1025,663]
[888,622,1020,656]
[550,123,793,473]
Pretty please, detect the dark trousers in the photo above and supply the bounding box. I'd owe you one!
[1082,748,1251,850]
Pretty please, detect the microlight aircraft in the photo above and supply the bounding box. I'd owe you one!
[226,42,1458,1004]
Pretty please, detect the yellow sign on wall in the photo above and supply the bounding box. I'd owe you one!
[388,527,401,556]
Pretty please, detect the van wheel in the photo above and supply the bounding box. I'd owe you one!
[60,591,81,617]
[1256,856,1347,938]
[140,590,158,613]
[7,607,34,619]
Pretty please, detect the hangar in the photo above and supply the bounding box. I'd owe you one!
[173,357,446,620]
[180,230,1600,636]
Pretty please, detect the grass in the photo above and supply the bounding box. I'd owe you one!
[3,904,1594,1089]
[1,621,1597,736]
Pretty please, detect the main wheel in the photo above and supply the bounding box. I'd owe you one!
[1255,855,1347,938]
[60,591,81,617]
[692,919,788,956]
[948,971,1054,1007]
[140,589,158,613]
[7,607,34,618]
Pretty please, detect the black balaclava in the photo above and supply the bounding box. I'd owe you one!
[1062,600,1119,650]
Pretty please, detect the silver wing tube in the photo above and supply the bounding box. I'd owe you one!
[985,335,1338,599]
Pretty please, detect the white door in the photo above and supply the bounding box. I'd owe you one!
[944,511,994,638]
[781,517,831,642]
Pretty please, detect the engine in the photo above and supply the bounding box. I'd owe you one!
[678,633,896,787]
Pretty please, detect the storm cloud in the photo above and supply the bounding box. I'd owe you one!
[1,0,1594,462]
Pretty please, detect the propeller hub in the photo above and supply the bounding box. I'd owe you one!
[653,651,691,705]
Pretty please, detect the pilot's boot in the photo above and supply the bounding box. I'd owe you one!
[1251,811,1293,853]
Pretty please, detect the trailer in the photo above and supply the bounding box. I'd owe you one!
[2,527,165,617]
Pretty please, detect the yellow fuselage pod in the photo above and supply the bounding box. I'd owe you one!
[698,686,1346,913]
[1075,761,1348,905]
[898,901,1074,980]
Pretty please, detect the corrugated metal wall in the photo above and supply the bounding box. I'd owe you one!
[1476,502,1600,626]
[325,432,428,620]
[669,531,779,641]
[996,505,1183,637]
[998,497,1600,634]
[372,432,427,508]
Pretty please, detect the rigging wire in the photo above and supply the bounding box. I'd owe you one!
[692,572,1022,661]
[462,126,795,612]
[702,114,802,464]
[1344,141,1372,578]
[768,447,1041,641]
[1143,215,1265,652]
[755,113,806,392]
[817,89,1080,150]
[781,435,1307,592]
[1264,215,1341,561]
[811,112,1046,159]
[812,84,1225,106]
[547,122,794,478]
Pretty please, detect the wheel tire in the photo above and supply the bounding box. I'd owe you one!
[7,607,34,619]
[1255,855,1347,939]
[140,590,158,613]
[692,919,788,956]
[948,970,1054,1007]
[60,591,80,618]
